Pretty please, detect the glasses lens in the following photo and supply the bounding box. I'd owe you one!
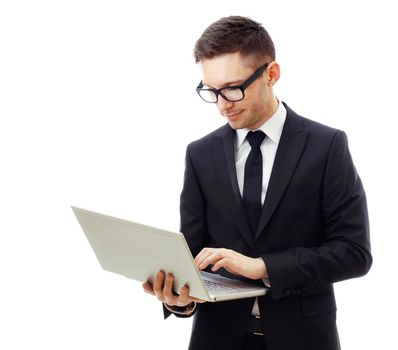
[198,89,218,103]
[221,87,244,102]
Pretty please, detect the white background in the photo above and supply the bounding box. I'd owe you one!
[1,0,397,349]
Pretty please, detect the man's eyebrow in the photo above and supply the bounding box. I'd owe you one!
[202,80,244,89]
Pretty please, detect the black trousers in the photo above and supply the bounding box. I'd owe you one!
[242,333,267,350]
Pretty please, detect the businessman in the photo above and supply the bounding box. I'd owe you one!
[143,16,372,350]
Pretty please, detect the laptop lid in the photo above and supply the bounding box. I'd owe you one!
[72,206,267,302]
[72,206,210,300]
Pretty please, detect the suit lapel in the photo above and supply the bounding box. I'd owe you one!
[212,127,254,247]
[256,107,308,238]
[211,105,307,244]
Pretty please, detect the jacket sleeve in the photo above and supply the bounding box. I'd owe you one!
[163,145,207,318]
[179,144,208,258]
[163,302,197,319]
[262,130,372,299]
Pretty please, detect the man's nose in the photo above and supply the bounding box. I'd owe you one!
[217,95,234,111]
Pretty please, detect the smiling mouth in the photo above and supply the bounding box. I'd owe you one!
[226,110,243,119]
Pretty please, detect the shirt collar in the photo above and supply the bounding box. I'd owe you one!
[236,100,287,150]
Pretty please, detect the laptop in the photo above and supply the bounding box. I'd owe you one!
[72,206,268,302]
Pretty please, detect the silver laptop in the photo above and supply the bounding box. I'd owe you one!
[72,206,268,302]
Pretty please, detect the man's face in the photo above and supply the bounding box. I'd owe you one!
[199,52,279,130]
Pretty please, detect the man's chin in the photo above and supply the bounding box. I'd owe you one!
[227,120,245,130]
[224,110,245,129]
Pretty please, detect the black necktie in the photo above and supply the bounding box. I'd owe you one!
[243,130,266,234]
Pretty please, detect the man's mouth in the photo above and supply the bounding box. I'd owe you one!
[225,110,243,120]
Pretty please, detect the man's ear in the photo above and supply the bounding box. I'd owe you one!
[265,62,281,86]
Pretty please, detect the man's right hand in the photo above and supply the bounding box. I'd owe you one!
[142,270,206,307]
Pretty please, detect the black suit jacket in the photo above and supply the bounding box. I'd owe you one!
[165,103,372,350]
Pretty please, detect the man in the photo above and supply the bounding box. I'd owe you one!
[143,16,372,350]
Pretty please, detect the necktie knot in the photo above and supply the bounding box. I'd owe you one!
[247,130,266,149]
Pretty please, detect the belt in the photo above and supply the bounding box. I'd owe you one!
[247,315,264,336]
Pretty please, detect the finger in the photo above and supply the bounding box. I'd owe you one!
[190,297,207,303]
[177,285,189,306]
[194,248,209,265]
[213,257,242,275]
[142,282,155,295]
[211,257,228,272]
[196,248,220,266]
[181,286,207,305]
[197,248,232,269]
[199,250,225,270]
[153,270,166,301]
[197,249,218,269]
[163,273,177,305]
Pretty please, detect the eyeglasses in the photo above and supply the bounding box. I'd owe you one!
[196,62,270,103]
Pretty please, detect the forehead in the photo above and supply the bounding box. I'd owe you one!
[200,52,254,88]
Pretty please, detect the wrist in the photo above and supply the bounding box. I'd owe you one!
[164,301,196,315]
[256,257,267,279]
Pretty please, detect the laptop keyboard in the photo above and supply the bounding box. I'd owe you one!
[203,278,239,294]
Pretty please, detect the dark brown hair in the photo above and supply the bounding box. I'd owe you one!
[194,16,275,65]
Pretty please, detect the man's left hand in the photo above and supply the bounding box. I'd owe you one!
[194,248,268,280]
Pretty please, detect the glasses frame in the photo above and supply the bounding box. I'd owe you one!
[196,62,271,103]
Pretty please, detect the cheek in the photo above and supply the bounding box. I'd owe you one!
[245,87,263,105]
[245,98,262,115]
[254,86,269,102]
[249,88,270,111]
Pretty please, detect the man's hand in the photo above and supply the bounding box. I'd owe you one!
[142,270,206,307]
[195,248,268,280]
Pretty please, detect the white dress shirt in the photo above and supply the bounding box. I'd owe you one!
[235,101,287,205]
[235,101,287,316]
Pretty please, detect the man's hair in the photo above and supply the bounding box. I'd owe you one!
[194,16,275,65]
